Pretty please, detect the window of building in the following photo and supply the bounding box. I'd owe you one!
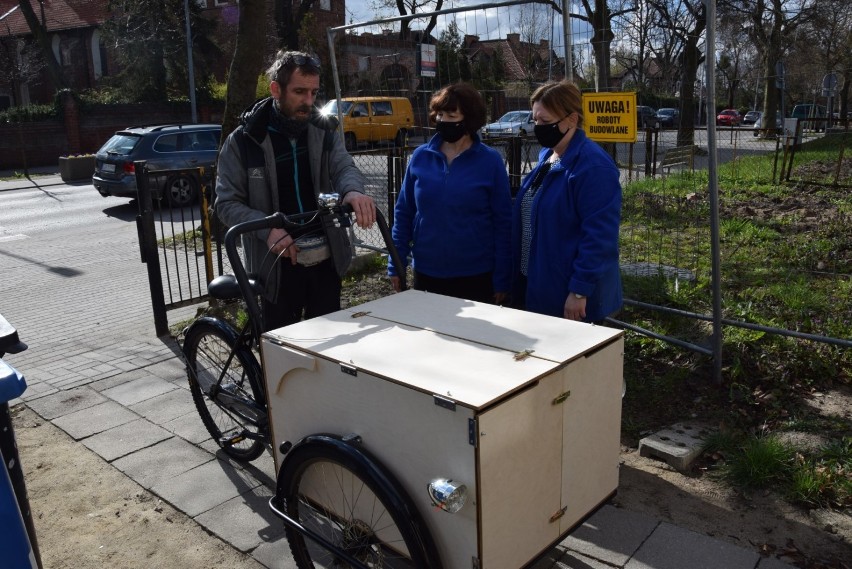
[319,0,331,10]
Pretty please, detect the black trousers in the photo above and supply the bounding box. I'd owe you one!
[413,270,494,304]
[261,258,341,331]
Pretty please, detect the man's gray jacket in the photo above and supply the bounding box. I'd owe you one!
[214,97,366,302]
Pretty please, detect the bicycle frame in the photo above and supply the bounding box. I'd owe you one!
[188,196,406,444]
[222,195,406,344]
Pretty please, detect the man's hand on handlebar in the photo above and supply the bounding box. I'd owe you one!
[267,229,298,265]
[342,192,376,229]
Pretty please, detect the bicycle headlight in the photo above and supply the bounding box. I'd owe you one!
[427,478,468,513]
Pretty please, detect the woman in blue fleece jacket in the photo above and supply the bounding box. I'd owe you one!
[388,83,512,304]
[512,80,622,322]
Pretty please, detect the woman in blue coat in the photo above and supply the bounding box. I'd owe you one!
[513,80,622,322]
[388,83,512,304]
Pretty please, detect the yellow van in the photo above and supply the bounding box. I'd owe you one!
[321,97,414,150]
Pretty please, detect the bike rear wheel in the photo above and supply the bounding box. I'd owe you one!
[182,318,266,461]
[279,440,440,569]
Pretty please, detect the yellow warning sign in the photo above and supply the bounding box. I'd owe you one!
[582,92,637,143]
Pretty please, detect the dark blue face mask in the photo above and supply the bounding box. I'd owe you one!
[436,120,466,143]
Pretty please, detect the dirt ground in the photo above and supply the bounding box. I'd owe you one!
[12,394,850,569]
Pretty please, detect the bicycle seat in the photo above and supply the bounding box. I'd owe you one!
[208,274,263,301]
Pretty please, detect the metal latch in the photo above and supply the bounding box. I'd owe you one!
[433,394,456,411]
[552,390,571,405]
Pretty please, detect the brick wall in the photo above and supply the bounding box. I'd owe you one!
[0,100,224,171]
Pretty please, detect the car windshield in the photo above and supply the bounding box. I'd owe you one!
[720,110,736,116]
[658,109,676,116]
[100,134,141,156]
[321,100,354,116]
[495,111,529,123]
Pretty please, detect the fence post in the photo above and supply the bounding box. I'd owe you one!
[134,161,169,337]
[507,137,522,196]
[644,129,653,176]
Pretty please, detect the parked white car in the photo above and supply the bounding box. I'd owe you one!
[481,110,534,138]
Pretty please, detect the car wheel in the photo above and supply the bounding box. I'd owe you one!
[518,128,527,138]
[655,120,661,130]
[165,174,198,207]
[394,129,407,147]
[344,132,356,151]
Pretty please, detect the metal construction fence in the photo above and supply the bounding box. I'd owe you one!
[136,125,850,371]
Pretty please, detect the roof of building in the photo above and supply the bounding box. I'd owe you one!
[465,34,559,82]
[0,0,108,36]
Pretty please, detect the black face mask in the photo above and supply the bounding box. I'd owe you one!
[436,120,466,143]
[534,117,569,148]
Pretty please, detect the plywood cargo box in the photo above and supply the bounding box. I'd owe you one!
[262,290,623,569]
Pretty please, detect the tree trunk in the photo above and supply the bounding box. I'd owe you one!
[676,14,705,147]
[589,0,613,91]
[17,0,67,91]
[221,0,268,142]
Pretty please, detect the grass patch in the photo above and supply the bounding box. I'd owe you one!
[621,133,851,509]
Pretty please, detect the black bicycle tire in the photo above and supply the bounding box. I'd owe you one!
[279,440,441,569]
[182,318,266,461]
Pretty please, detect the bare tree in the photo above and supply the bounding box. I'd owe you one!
[16,0,67,91]
[275,0,318,50]
[370,0,444,40]
[720,0,817,131]
[0,26,45,106]
[221,0,268,141]
[514,2,551,86]
[572,0,635,91]
[716,19,750,109]
[613,0,657,92]
[802,0,851,118]
[647,0,706,146]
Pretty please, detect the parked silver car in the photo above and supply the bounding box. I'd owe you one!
[753,115,784,137]
[481,110,534,138]
[92,124,221,206]
[742,110,761,126]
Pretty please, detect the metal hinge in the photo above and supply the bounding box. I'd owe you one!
[350,311,371,318]
[549,505,567,523]
[468,417,477,447]
[513,349,535,361]
[340,363,357,377]
[471,556,481,569]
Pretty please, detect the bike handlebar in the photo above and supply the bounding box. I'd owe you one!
[221,195,406,338]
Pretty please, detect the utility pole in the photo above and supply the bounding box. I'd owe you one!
[183,0,198,123]
[563,0,573,81]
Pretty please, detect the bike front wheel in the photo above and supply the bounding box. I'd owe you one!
[182,318,266,462]
[279,440,441,569]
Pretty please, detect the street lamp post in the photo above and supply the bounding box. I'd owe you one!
[563,0,572,81]
[183,0,197,123]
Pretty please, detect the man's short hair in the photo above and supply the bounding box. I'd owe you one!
[267,50,321,88]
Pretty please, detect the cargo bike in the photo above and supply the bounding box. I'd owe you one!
[182,195,625,569]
